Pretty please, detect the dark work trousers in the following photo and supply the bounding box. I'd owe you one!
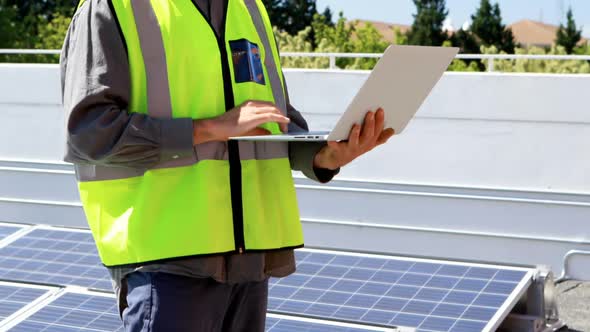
[121,272,269,332]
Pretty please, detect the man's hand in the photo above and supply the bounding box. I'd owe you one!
[313,108,395,170]
[192,101,290,144]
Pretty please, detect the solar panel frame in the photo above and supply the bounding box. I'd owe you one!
[480,267,534,332]
[0,281,57,330]
[0,223,28,245]
[269,248,535,332]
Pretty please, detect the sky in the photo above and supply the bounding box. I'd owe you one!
[316,0,590,38]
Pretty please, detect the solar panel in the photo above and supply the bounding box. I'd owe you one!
[0,224,535,332]
[0,224,24,242]
[6,291,394,332]
[269,249,534,332]
[0,228,112,292]
[0,282,53,327]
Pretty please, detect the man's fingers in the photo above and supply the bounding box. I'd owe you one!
[375,108,385,137]
[239,128,271,137]
[254,106,283,115]
[256,113,290,124]
[248,114,290,134]
[377,128,395,145]
[349,124,361,147]
[279,122,288,133]
[360,111,375,143]
[254,109,290,124]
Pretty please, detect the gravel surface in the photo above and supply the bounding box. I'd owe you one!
[556,281,590,332]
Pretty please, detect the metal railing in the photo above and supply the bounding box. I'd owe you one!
[2,49,590,72]
[281,51,590,72]
[0,49,60,55]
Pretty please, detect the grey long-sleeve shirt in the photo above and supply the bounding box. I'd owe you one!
[61,0,338,306]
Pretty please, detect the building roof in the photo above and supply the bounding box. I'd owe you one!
[508,19,560,48]
[496,19,587,48]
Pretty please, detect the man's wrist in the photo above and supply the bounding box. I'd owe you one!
[313,147,339,171]
[192,119,217,145]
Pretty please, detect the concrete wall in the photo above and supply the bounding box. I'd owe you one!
[286,69,590,193]
[0,65,64,161]
[1,64,590,279]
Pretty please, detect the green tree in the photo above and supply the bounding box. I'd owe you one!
[556,7,582,54]
[349,21,389,69]
[3,0,75,49]
[574,42,590,55]
[451,29,480,54]
[450,28,483,70]
[262,0,317,36]
[320,6,333,27]
[262,0,333,46]
[261,0,283,27]
[312,13,352,49]
[0,0,73,63]
[283,0,318,35]
[393,27,408,45]
[312,12,354,59]
[275,27,334,69]
[34,13,71,62]
[447,59,481,72]
[0,3,23,48]
[406,0,449,46]
[482,45,590,73]
[279,13,388,70]
[37,14,71,49]
[470,0,515,53]
[3,0,75,21]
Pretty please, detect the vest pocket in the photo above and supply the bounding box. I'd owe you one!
[229,39,266,85]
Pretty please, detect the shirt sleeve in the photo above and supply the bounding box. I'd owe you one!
[60,0,194,169]
[286,95,340,184]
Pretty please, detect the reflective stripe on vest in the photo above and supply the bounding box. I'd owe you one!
[77,0,303,267]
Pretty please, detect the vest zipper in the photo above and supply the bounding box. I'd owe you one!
[191,0,246,254]
[228,140,246,254]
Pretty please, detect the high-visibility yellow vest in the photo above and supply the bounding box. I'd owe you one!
[74,0,303,267]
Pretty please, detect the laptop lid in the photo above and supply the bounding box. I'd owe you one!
[327,45,459,141]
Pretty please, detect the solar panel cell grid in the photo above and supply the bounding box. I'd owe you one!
[7,292,124,332]
[270,251,530,332]
[0,229,112,291]
[0,284,48,323]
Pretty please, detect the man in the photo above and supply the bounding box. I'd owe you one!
[61,0,394,331]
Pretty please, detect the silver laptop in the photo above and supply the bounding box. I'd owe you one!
[231,45,459,142]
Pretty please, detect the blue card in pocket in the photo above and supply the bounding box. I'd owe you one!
[230,39,266,85]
